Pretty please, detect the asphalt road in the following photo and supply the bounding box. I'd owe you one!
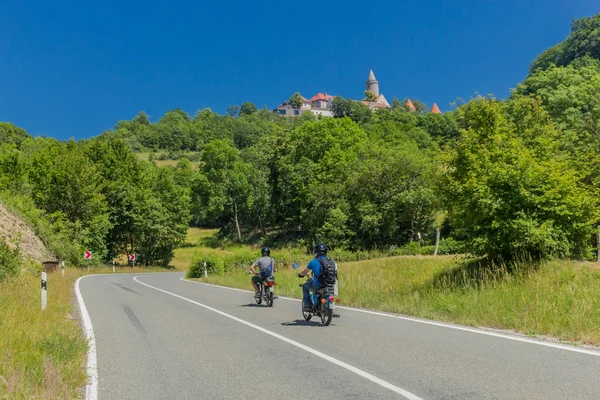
[79,272,600,400]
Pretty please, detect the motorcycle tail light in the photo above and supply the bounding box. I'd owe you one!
[268,281,274,287]
[328,296,334,302]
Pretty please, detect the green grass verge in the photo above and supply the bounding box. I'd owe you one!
[195,256,600,347]
[0,266,176,399]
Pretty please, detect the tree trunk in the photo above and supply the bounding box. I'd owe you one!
[433,228,441,256]
[257,211,266,237]
[233,199,242,242]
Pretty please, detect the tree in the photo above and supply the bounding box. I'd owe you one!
[289,92,304,109]
[332,97,371,124]
[440,96,598,261]
[227,105,240,117]
[392,97,402,109]
[195,139,254,240]
[417,112,460,142]
[240,102,258,116]
[0,122,30,149]
[132,112,150,126]
[364,90,377,102]
[530,14,600,72]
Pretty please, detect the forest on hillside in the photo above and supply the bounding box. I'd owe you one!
[1,14,600,276]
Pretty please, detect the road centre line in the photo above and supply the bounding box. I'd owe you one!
[134,276,423,400]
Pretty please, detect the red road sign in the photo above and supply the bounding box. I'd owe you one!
[129,254,136,261]
[84,251,92,260]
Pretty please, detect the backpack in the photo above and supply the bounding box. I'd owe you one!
[317,257,337,286]
[259,258,274,278]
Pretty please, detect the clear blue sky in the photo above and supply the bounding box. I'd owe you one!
[0,0,596,141]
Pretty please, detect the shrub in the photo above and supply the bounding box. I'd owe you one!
[187,253,224,277]
[436,238,465,255]
[0,241,20,281]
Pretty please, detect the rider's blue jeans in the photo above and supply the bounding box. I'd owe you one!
[302,281,321,308]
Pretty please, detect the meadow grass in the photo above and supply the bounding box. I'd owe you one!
[135,152,200,168]
[195,255,600,347]
[0,265,176,399]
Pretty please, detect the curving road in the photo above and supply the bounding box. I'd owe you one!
[78,272,600,400]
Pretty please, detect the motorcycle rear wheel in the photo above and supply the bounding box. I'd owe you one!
[266,292,274,307]
[320,306,333,326]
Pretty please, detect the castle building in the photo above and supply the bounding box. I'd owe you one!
[362,69,390,109]
[273,69,440,116]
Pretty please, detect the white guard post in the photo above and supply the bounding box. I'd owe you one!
[41,272,47,310]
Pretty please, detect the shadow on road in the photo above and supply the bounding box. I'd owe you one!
[280,319,332,327]
[239,303,266,308]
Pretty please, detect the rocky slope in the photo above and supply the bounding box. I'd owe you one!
[0,202,53,264]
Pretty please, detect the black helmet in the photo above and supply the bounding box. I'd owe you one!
[314,243,327,256]
[261,247,271,256]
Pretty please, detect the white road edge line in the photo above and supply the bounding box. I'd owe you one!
[134,276,423,400]
[179,277,600,358]
[75,276,98,400]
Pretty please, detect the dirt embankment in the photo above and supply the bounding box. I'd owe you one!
[0,202,53,264]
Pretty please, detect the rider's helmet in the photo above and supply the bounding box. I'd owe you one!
[314,243,327,257]
[261,246,271,257]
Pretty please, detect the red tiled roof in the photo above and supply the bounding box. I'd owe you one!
[431,102,442,114]
[406,99,416,111]
[309,93,334,102]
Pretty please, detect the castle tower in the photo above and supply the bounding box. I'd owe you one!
[365,69,380,97]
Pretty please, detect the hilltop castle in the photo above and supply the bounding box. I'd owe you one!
[274,69,441,117]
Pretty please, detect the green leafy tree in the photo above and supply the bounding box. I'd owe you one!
[227,105,240,117]
[332,97,371,124]
[530,14,600,72]
[440,96,598,261]
[289,92,304,109]
[364,90,377,102]
[240,102,258,116]
[0,122,30,149]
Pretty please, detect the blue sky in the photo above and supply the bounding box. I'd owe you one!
[0,0,596,140]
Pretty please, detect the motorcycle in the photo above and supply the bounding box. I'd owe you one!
[251,272,275,307]
[298,275,336,326]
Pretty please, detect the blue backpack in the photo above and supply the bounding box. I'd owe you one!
[259,259,274,278]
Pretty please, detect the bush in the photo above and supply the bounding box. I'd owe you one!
[187,253,224,277]
[221,249,257,272]
[0,241,20,281]
[436,238,465,255]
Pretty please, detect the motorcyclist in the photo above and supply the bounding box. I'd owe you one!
[250,247,275,298]
[297,243,329,311]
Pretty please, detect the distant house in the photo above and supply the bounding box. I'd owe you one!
[274,93,334,117]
